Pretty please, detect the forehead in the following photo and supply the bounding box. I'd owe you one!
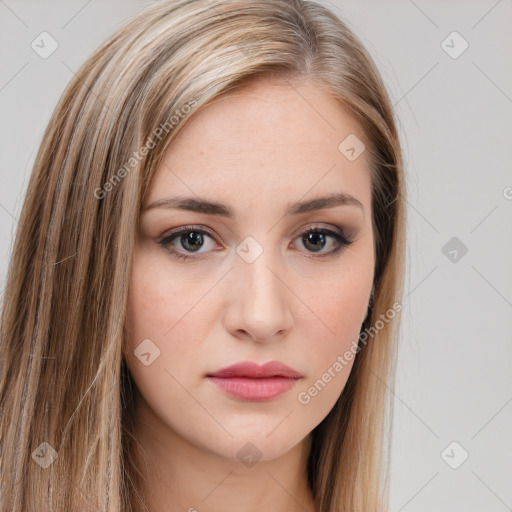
[145,78,372,218]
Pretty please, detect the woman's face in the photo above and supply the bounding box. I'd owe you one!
[125,77,375,463]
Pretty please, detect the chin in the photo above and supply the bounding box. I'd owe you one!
[209,428,305,464]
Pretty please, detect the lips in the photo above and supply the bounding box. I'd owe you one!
[207,360,302,379]
[206,361,302,401]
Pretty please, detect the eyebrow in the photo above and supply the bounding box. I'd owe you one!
[142,192,364,217]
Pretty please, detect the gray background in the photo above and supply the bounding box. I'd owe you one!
[1,1,511,510]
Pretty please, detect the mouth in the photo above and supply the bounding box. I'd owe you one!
[206,360,302,402]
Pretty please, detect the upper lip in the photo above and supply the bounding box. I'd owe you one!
[207,361,302,379]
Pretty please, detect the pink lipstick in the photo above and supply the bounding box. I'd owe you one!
[206,361,302,401]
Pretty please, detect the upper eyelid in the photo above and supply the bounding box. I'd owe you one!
[159,225,217,243]
[160,223,349,241]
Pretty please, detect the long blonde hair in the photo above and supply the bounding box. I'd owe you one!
[0,0,406,510]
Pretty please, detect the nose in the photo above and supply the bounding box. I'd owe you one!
[222,247,293,343]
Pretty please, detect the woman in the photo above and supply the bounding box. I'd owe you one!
[0,0,406,510]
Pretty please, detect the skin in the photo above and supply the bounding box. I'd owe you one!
[124,76,375,512]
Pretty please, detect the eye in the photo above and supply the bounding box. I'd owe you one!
[158,226,219,261]
[291,227,354,257]
[158,225,354,262]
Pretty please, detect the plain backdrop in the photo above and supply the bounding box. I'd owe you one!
[1,1,511,511]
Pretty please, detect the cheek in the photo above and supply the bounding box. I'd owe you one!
[124,253,217,389]
[296,258,373,346]
[125,270,169,351]
[294,260,373,413]
[326,270,371,338]
[123,259,210,432]
[125,252,207,351]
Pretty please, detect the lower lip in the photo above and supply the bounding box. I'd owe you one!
[206,376,299,401]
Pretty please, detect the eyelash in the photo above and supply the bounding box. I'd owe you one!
[158,225,354,262]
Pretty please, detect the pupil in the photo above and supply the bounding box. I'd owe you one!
[304,232,326,252]
[182,232,203,251]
